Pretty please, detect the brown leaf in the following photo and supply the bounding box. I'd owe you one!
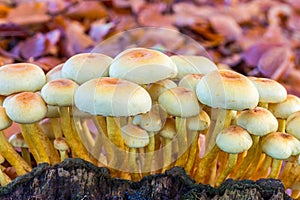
[89,19,115,42]
[0,22,29,37]
[66,1,107,20]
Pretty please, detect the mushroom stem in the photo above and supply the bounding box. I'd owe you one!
[291,190,300,199]
[49,118,62,139]
[161,138,172,173]
[21,147,32,167]
[216,153,238,187]
[59,107,91,161]
[174,117,188,167]
[129,148,141,181]
[281,162,300,188]
[205,109,232,155]
[0,169,10,186]
[258,102,268,109]
[194,145,220,183]
[142,133,155,176]
[92,116,108,161]
[24,124,50,164]
[269,159,282,178]
[277,119,286,132]
[185,130,200,175]
[251,155,272,179]
[232,135,260,179]
[0,130,31,175]
[20,125,40,163]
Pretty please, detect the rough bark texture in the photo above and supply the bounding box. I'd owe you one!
[0,158,292,200]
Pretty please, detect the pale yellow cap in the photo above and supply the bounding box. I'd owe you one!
[269,95,300,119]
[0,106,12,130]
[46,63,63,82]
[75,77,152,117]
[158,87,200,117]
[121,124,149,148]
[62,53,112,84]
[286,111,300,140]
[261,132,295,159]
[196,69,259,110]
[170,55,217,80]
[0,63,46,95]
[159,118,176,139]
[41,78,79,107]
[4,92,47,124]
[54,138,69,151]
[8,132,28,148]
[248,77,287,103]
[109,48,177,84]
[216,125,252,154]
[187,110,210,131]
[178,74,204,92]
[237,107,278,136]
[147,79,177,102]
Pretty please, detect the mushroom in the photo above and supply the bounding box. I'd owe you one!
[232,107,278,179]
[215,125,252,187]
[45,105,63,139]
[194,69,259,183]
[178,74,204,93]
[248,77,287,109]
[147,79,177,102]
[41,78,95,164]
[45,63,63,82]
[8,132,31,167]
[4,92,51,164]
[54,137,69,161]
[61,53,113,84]
[158,87,200,168]
[75,77,152,174]
[0,154,11,186]
[0,106,31,175]
[109,47,177,85]
[121,124,149,181]
[170,55,217,80]
[133,104,167,175]
[185,110,210,175]
[261,132,300,178]
[159,118,176,172]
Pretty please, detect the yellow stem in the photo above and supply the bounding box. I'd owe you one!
[205,109,232,155]
[185,130,200,175]
[20,125,40,163]
[21,147,32,167]
[194,145,220,183]
[162,138,172,173]
[216,153,238,187]
[206,156,218,185]
[233,135,260,179]
[277,118,286,133]
[258,102,268,109]
[59,150,68,162]
[291,190,300,199]
[269,159,282,178]
[0,130,31,175]
[92,116,107,162]
[143,133,155,176]
[129,148,141,181]
[49,118,62,139]
[251,154,272,179]
[279,161,293,185]
[0,169,10,186]
[106,116,124,149]
[283,163,300,189]
[175,117,188,167]
[216,151,228,178]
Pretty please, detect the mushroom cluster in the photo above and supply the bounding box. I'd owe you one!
[0,47,300,197]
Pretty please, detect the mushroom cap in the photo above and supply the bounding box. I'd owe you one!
[0,63,46,96]
[159,118,176,139]
[170,55,217,80]
[133,104,167,132]
[0,106,12,130]
[187,110,210,131]
[196,69,259,110]
[178,74,204,93]
[286,111,300,140]
[268,94,300,119]
[216,125,253,154]
[109,48,177,84]
[46,63,63,82]
[75,77,152,117]
[54,138,69,151]
[158,87,200,117]
[237,107,278,136]
[8,132,28,148]
[62,53,112,84]
[261,132,295,159]
[121,124,149,148]
[41,78,79,107]
[248,77,287,103]
[4,92,47,124]
[147,79,177,102]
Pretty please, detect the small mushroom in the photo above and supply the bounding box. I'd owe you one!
[45,63,63,82]
[8,132,31,167]
[147,79,177,102]
[54,137,69,162]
